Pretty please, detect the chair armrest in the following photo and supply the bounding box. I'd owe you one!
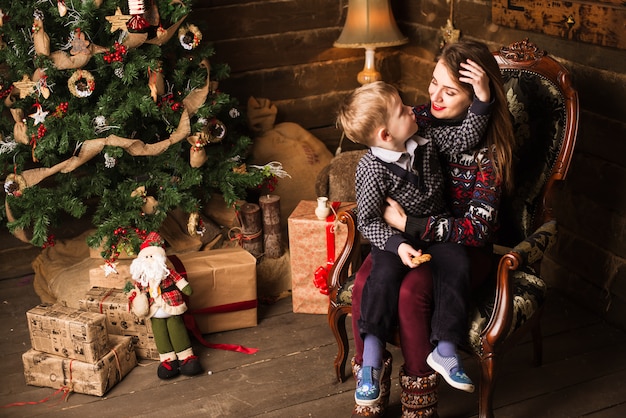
[482,220,557,348]
[510,220,557,266]
[327,209,361,304]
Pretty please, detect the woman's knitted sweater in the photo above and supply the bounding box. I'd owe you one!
[405,104,502,247]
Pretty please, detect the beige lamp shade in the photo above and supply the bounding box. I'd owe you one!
[334,0,407,84]
[334,0,408,49]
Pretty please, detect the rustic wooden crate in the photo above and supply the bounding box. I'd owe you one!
[492,0,625,50]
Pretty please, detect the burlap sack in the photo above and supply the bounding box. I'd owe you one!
[31,230,95,308]
[247,97,333,239]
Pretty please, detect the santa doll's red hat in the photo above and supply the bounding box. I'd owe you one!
[140,232,165,251]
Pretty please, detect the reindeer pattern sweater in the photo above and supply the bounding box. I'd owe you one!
[405,104,502,247]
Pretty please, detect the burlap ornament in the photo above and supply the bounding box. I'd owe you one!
[145,15,187,46]
[148,66,165,101]
[32,68,50,99]
[50,50,92,70]
[188,141,208,168]
[49,42,107,70]
[4,173,31,243]
[4,92,16,108]
[32,17,50,56]
[120,15,188,49]
[131,186,159,215]
[123,32,149,49]
[10,108,28,145]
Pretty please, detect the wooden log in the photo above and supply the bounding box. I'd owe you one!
[239,202,263,258]
[259,194,283,258]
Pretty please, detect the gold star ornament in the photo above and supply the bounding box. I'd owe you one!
[13,75,37,99]
[106,8,131,33]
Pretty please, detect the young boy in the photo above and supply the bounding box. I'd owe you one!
[336,81,491,405]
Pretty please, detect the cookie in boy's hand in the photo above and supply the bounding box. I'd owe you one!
[411,253,432,265]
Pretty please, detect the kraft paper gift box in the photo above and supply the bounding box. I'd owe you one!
[26,304,108,364]
[22,335,137,397]
[287,200,356,314]
[169,247,258,334]
[79,287,159,360]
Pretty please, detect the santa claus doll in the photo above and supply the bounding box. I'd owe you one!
[128,232,202,379]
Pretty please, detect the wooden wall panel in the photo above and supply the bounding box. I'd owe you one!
[209,30,355,73]
[556,154,626,255]
[218,59,360,111]
[195,0,344,39]
[194,0,363,151]
[492,0,626,50]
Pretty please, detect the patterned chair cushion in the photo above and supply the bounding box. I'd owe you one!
[498,69,566,246]
[468,269,547,355]
[336,275,356,307]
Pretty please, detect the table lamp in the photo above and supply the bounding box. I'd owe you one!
[334,0,408,84]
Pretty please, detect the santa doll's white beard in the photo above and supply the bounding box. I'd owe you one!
[132,256,170,289]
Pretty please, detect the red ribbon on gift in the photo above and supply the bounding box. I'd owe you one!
[313,201,342,295]
[168,255,259,355]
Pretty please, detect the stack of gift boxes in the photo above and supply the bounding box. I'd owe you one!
[22,246,259,395]
[22,304,137,396]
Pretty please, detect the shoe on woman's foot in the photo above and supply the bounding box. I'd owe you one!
[426,349,474,393]
[355,364,386,406]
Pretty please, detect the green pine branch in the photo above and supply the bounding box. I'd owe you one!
[0,0,273,252]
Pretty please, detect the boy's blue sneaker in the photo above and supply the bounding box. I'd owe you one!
[354,364,385,406]
[427,348,475,393]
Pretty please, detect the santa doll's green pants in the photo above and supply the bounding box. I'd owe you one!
[151,315,191,355]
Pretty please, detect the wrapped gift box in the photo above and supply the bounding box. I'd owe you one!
[169,247,258,334]
[288,200,356,314]
[79,287,159,360]
[23,335,137,397]
[26,304,108,364]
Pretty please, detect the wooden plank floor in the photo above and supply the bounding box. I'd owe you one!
[2,243,626,416]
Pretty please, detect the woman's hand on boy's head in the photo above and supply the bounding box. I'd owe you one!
[459,59,490,103]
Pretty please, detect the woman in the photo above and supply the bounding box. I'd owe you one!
[349,39,516,418]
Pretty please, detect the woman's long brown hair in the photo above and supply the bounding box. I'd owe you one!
[439,40,517,191]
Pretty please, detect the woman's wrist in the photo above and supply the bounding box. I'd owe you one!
[469,96,493,114]
[405,216,428,238]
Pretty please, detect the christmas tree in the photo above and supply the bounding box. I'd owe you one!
[0,0,277,260]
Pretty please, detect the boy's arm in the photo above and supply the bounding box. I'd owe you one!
[429,97,492,155]
[355,158,406,255]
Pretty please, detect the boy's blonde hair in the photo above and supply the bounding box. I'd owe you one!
[336,81,399,147]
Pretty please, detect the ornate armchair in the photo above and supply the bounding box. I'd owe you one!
[325,39,579,418]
